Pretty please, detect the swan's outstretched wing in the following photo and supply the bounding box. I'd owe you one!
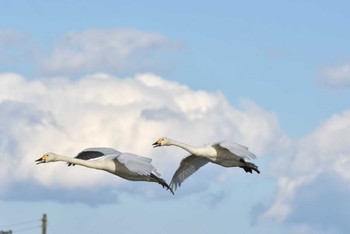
[216,142,256,160]
[68,148,120,166]
[116,153,159,176]
[170,155,210,191]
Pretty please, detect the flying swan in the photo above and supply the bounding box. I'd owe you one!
[35,147,174,194]
[152,137,260,191]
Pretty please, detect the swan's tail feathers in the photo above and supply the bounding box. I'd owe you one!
[150,173,175,195]
[239,159,260,174]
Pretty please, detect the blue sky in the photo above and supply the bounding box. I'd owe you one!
[1,1,350,234]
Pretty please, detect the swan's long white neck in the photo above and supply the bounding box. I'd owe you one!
[167,139,202,155]
[51,154,105,170]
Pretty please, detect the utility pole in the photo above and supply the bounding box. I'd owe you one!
[42,213,47,234]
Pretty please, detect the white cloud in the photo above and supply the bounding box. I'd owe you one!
[0,72,284,203]
[41,28,183,75]
[319,63,350,88]
[259,110,350,233]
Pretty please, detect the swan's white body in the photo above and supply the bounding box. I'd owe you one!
[153,138,260,191]
[36,147,173,194]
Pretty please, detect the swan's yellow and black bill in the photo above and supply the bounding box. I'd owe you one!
[152,141,161,148]
[35,155,47,164]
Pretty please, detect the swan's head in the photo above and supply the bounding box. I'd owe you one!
[35,152,56,164]
[152,137,171,147]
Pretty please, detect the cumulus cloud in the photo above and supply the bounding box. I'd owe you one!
[0,72,284,204]
[318,63,350,88]
[41,28,183,76]
[258,110,350,233]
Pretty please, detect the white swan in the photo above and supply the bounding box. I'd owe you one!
[35,147,174,194]
[152,137,260,191]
